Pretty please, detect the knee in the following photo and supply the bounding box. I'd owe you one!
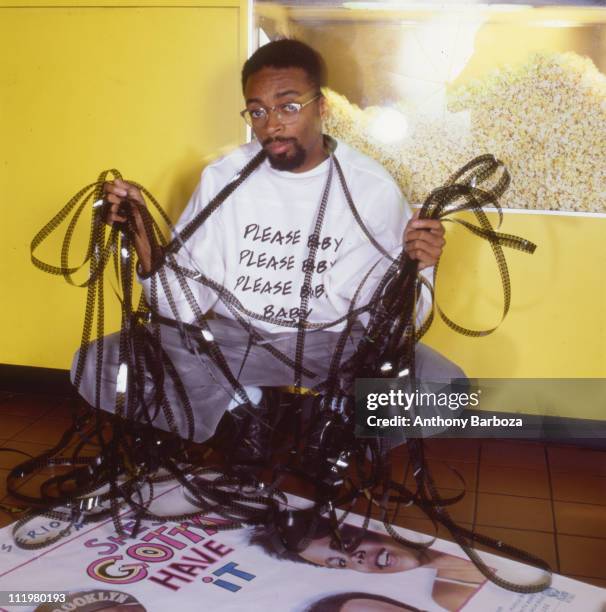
[414,343,467,382]
[70,342,98,386]
[70,333,121,390]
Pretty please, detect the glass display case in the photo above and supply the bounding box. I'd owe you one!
[253,0,606,213]
[251,1,606,407]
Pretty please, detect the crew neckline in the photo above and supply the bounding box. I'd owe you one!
[265,154,332,179]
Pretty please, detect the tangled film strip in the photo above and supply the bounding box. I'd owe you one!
[4,152,551,594]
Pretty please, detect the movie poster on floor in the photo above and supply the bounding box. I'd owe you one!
[0,484,603,611]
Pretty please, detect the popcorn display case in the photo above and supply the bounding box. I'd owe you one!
[253,0,606,420]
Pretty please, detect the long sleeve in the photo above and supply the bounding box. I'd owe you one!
[138,169,227,323]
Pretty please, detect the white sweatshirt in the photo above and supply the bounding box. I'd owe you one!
[140,137,431,334]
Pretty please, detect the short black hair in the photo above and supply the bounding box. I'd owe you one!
[248,524,318,566]
[246,514,400,567]
[241,38,327,92]
[247,513,333,566]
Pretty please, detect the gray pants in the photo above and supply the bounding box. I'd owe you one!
[71,318,465,443]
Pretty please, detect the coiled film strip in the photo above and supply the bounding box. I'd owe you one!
[6,152,549,594]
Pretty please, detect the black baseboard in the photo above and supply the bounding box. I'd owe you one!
[460,408,606,450]
[0,363,74,396]
[1,364,604,450]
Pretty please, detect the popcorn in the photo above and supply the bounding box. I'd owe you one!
[323,88,477,207]
[450,52,606,212]
[323,52,606,213]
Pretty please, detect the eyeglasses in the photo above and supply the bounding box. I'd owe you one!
[240,92,322,127]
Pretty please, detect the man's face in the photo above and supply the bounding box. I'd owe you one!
[298,530,424,573]
[243,66,326,173]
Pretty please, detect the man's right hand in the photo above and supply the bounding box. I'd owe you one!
[103,178,145,226]
[103,179,156,275]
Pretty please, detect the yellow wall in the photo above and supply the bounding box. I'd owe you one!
[424,211,606,422]
[0,1,248,369]
[424,212,606,400]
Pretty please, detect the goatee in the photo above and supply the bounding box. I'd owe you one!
[263,138,307,171]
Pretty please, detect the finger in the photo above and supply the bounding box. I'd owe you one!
[105,185,128,198]
[109,216,127,225]
[403,218,444,245]
[410,218,443,231]
[102,199,129,225]
[126,185,144,205]
[422,235,445,250]
[408,251,438,271]
[403,221,416,242]
[107,212,127,224]
[106,179,128,198]
[108,201,127,216]
[405,233,446,249]
[429,226,445,238]
[106,193,122,206]
[406,242,442,263]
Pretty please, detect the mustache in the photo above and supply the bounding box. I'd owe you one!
[261,136,298,147]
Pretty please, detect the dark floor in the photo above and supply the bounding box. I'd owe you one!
[1,391,605,591]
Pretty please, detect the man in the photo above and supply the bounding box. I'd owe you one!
[78,39,457,461]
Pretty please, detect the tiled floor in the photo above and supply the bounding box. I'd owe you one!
[390,437,606,590]
[1,391,605,592]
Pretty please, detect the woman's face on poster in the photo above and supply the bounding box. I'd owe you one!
[299,529,423,573]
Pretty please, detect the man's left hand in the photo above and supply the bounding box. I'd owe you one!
[403,213,446,271]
